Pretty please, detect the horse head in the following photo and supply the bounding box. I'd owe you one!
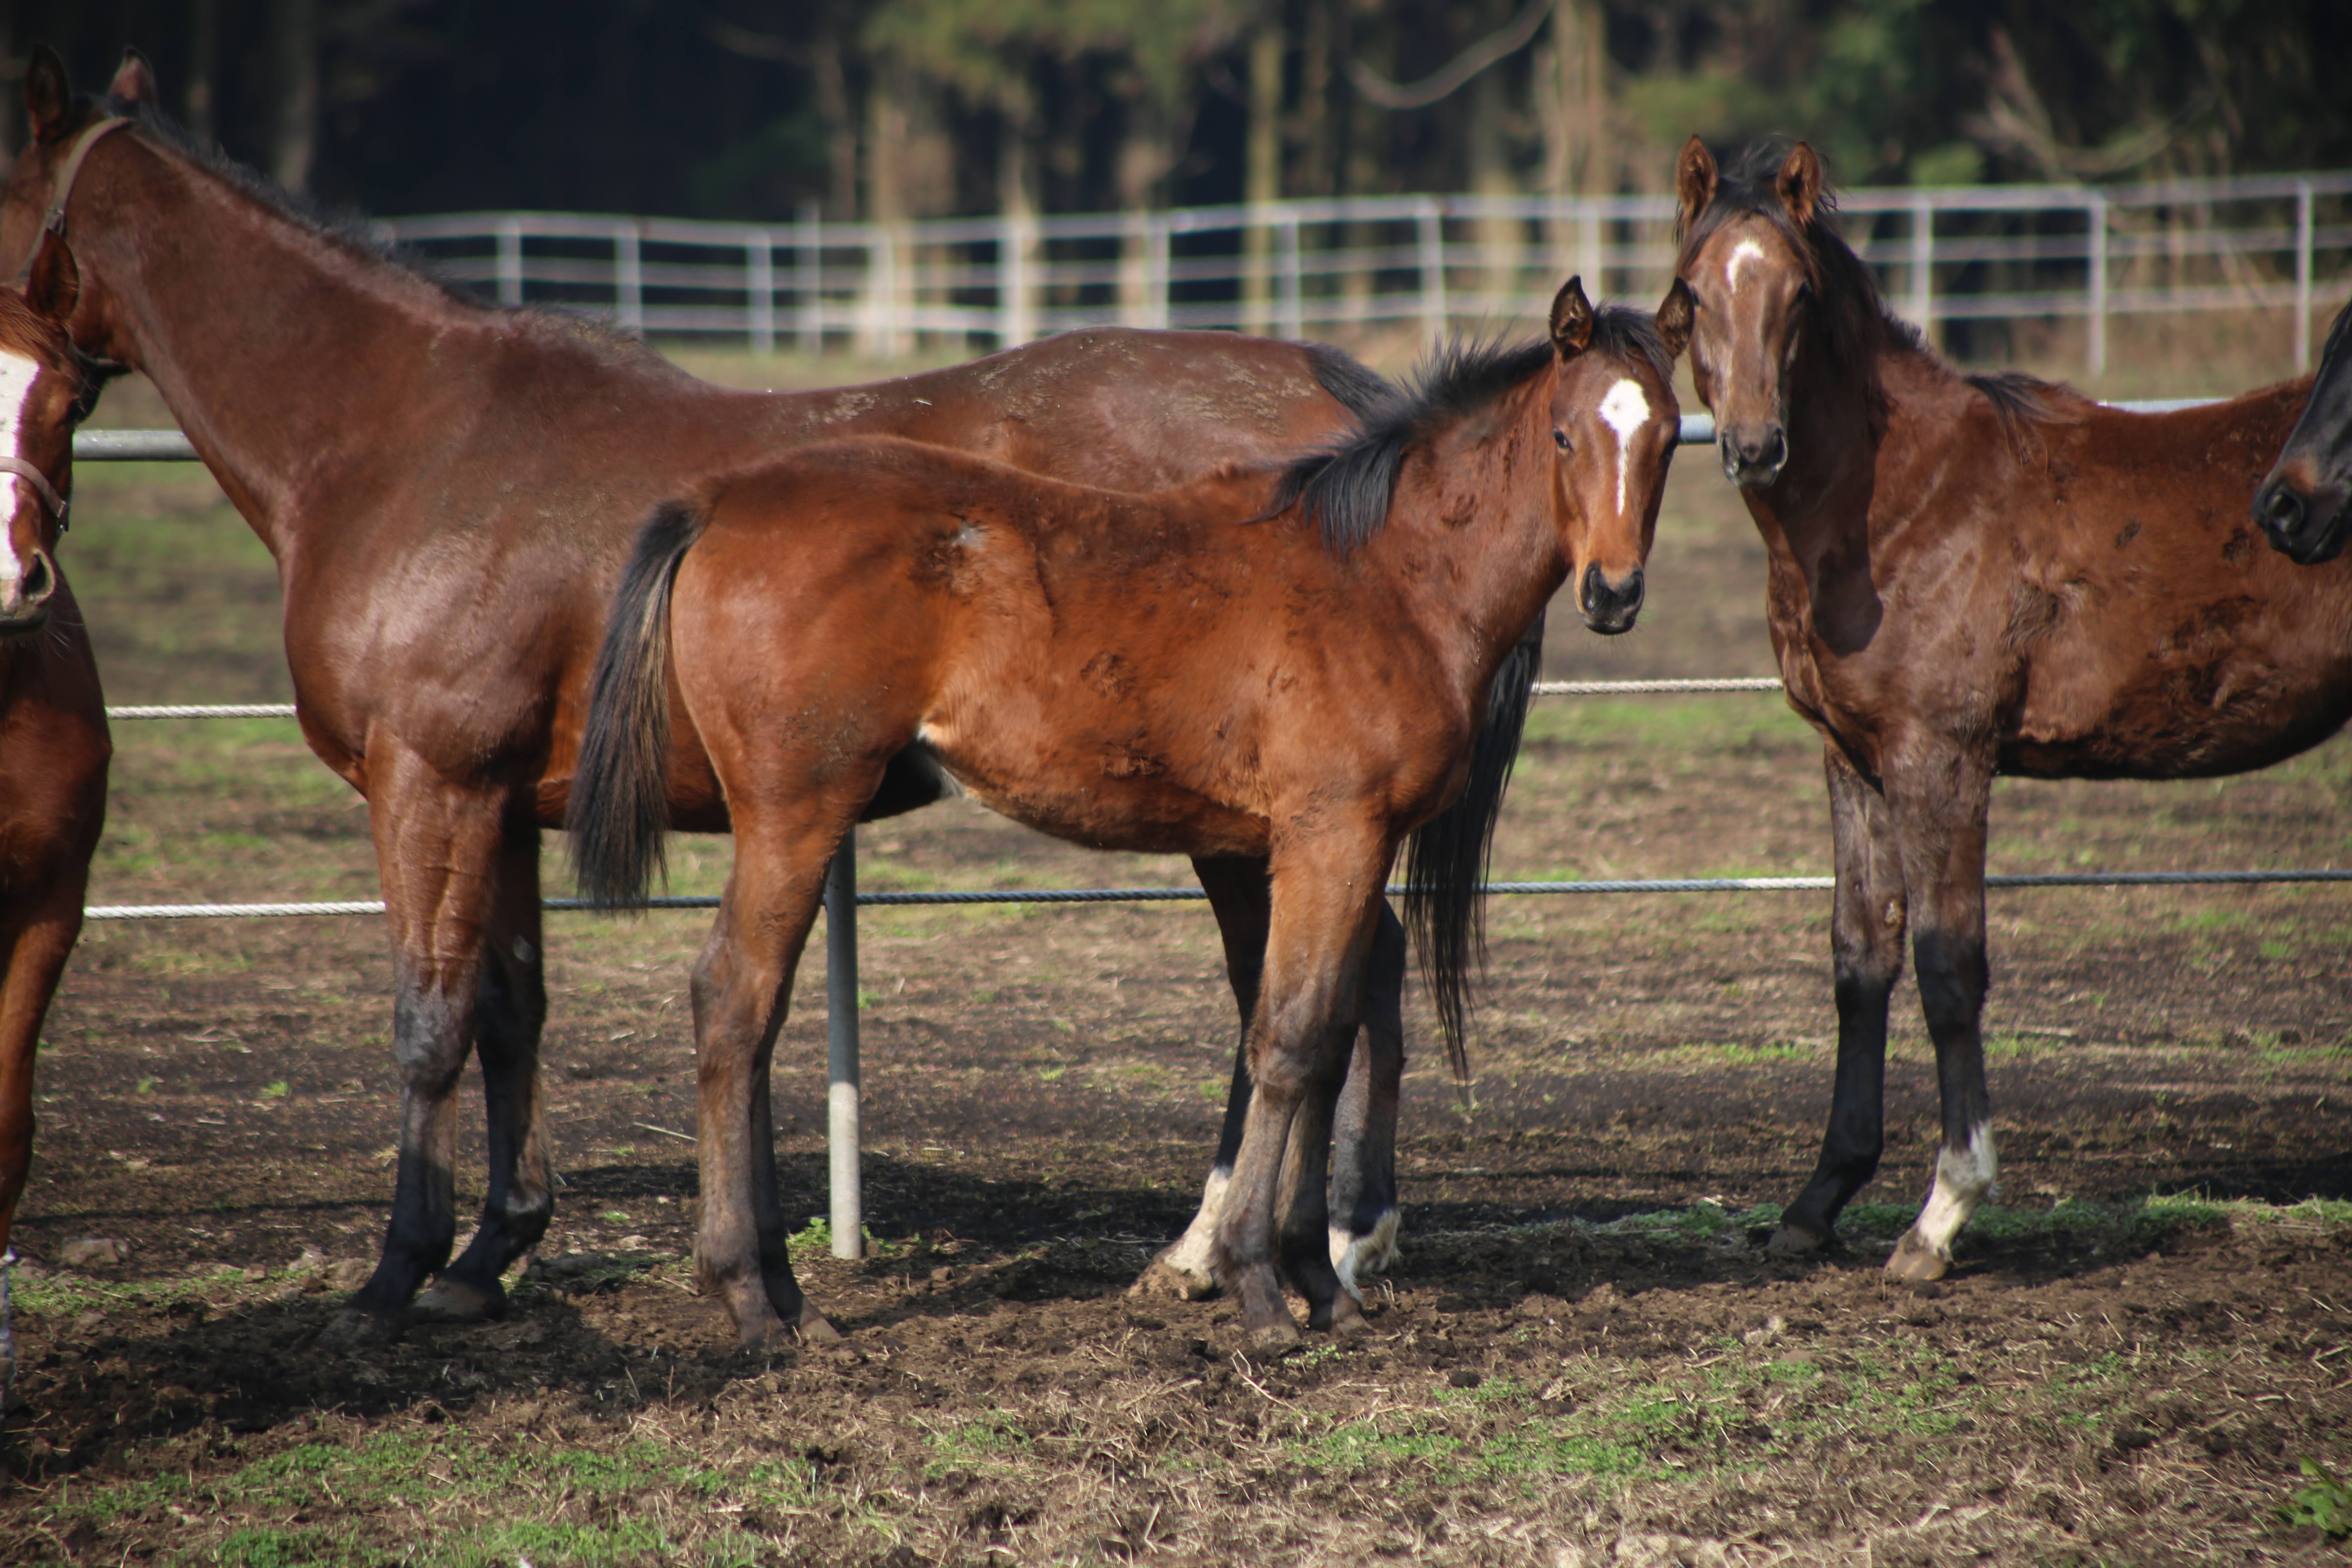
[0,238,87,637]
[2253,297,2352,566]
[1544,275,1689,634]
[1672,137,1829,490]
[0,47,156,357]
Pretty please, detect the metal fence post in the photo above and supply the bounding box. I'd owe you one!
[795,204,822,356]
[2087,192,2109,378]
[824,835,862,1260]
[615,224,643,334]
[495,217,523,308]
[748,230,774,356]
[1000,213,1035,346]
[1147,214,1171,331]
[1415,198,1446,345]
[1909,194,1933,335]
[2295,180,2315,372]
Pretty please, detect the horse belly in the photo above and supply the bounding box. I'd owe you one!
[917,727,1268,859]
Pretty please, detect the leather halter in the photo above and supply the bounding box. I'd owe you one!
[0,456,68,530]
[14,116,129,283]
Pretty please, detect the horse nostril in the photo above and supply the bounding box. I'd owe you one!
[2259,483,2307,535]
[1581,562,1643,627]
[1760,425,1788,472]
[21,548,55,607]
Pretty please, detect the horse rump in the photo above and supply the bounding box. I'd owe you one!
[568,497,713,907]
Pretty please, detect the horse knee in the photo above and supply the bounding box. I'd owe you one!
[1911,930,1988,1036]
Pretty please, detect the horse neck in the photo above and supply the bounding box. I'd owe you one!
[77,139,492,559]
[1739,326,1903,568]
[1378,384,1568,704]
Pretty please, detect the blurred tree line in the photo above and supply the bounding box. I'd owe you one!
[5,0,2348,220]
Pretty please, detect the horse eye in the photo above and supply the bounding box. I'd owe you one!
[1553,429,1571,452]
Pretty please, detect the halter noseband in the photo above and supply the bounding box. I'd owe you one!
[13,115,130,283]
[0,457,69,532]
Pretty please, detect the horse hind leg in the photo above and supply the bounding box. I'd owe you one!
[1327,901,1405,1304]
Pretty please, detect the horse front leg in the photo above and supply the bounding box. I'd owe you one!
[1772,746,1907,1254]
[1885,751,1998,1283]
[414,815,554,1322]
[345,750,511,1325]
[1139,856,1270,1300]
[1213,835,1387,1348]
[1327,901,1405,1302]
[0,876,87,1408]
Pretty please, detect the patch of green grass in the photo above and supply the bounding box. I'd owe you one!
[920,1412,1030,1473]
[16,1264,263,1319]
[2283,1459,2352,1539]
[259,1080,290,1099]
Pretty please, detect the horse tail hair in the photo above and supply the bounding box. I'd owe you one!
[1400,611,1544,1087]
[568,497,712,908]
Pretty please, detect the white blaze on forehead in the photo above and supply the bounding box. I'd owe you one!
[0,351,42,594]
[1596,377,1652,516]
[1725,236,1767,292]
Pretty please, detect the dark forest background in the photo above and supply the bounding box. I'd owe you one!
[7,2,2349,223]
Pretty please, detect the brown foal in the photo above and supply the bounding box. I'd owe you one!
[570,280,1690,1348]
[1674,136,2344,1280]
[0,46,1456,1334]
[0,242,112,1403]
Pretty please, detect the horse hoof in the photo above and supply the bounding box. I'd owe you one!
[1324,1294,1370,1337]
[1131,1258,1218,1302]
[412,1277,505,1323]
[1248,1317,1302,1352]
[1886,1233,1950,1284]
[1764,1223,1830,1256]
[795,1304,843,1345]
[316,1307,403,1351]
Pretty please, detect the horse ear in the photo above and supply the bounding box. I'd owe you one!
[1655,276,1694,361]
[24,233,81,327]
[1776,142,1824,228]
[1675,136,1717,230]
[24,45,74,144]
[109,49,160,108]
[1550,276,1595,359]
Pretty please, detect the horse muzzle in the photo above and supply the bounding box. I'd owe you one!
[2252,470,2352,566]
[1579,561,1645,636]
[1717,422,1788,489]
[0,546,56,635]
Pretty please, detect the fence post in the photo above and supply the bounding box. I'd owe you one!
[1909,194,1933,336]
[496,217,523,308]
[1147,214,1171,331]
[2087,192,2108,378]
[825,836,862,1260]
[1415,197,1447,345]
[863,225,903,356]
[1000,212,1036,346]
[748,230,775,356]
[795,204,822,356]
[615,224,643,334]
[1277,210,1303,340]
[2295,180,2315,372]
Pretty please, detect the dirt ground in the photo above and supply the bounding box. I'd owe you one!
[2,351,2348,1565]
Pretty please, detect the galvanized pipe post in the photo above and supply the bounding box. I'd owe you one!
[824,835,862,1259]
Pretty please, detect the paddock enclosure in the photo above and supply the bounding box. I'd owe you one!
[1,358,2347,1564]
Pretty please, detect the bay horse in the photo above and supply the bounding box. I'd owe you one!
[0,240,113,1403]
[568,278,1690,1349]
[2,46,1512,1334]
[1672,136,2343,1281]
[2254,295,2352,564]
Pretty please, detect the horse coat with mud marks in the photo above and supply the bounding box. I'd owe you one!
[568,278,1690,1350]
[2254,295,2352,564]
[1672,136,2347,1281]
[0,241,112,1407]
[0,46,1503,1337]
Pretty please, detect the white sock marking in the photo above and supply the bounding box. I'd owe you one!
[1159,1165,1229,1285]
[1597,377,1652,518]
[0,352,42,599]
[1328,1208,1401,1304]
[1909,1121,1999,1262]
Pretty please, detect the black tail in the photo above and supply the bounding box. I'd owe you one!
[1400,611,1544,1086]
[568,499,713,907]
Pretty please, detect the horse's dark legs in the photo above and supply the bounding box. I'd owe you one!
[414,818,554,1321]
[1772,747,1907,1254]
[687,808,854,1350]
[351,759,510,1320]
[1212,839,1384,1347]
[1327,904,1405,1300]
[1885,758,1998,1283]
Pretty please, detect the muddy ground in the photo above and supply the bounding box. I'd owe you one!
[1,357,2347,1565]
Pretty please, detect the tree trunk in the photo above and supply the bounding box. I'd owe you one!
[1539,0,1606,292]
[1241,21,1283,334]
[271,0,319,193]
[862,65,911,354]
[1468,61,1523,317]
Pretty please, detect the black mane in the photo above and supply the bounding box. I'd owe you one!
[1271,306,1670,558]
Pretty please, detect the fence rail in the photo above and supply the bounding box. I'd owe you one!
[374,172,2352,376]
